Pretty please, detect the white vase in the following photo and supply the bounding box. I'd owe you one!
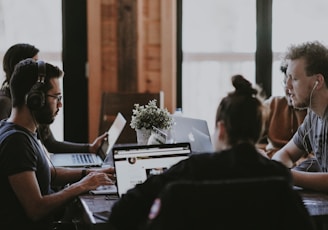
[136,128,152,145]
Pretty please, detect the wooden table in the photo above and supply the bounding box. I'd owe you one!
[299,189,328,230]
[78,194,117,230]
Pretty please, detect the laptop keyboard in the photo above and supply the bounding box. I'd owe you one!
[90,185,118,195]
[72,154,94,164]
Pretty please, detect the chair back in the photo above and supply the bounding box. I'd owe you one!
[146,177,315,230]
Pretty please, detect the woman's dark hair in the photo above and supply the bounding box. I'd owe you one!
[2,43,39,87]
[215,75,264,145]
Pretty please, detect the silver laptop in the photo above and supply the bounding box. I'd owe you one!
[170,115,214,153]
[50,112,127,167]
[112,142,191,197]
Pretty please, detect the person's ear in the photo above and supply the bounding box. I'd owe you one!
[213,121,227,151]
[216,121,227,141]
[315,74,325,89]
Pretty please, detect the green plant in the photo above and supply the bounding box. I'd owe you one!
[130,99,173,130]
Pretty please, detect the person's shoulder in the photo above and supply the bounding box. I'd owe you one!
[0,120,12,132]
[264,96,290,115]
[264,96,287,106]
[182,152,220,167]
[189,151,221,160]
[0,121,31,140]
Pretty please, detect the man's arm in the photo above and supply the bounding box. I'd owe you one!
[272,140,328,192]
[9,169,113,221]
[291,170,328,192]
[51,166,115,186]
[272,140,306,168]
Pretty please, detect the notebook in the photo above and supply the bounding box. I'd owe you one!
[112,142,191,197]
[50,112,127,167]
[170,115,214,153]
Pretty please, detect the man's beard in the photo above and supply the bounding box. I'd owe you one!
[293,95,310,110]
[33,103,55,125]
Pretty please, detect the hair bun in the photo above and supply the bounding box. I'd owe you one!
[231,74,257,96]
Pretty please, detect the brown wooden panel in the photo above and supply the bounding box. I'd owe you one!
[88,0,177,142]
[117,0,138,92]
[87,0,102,142]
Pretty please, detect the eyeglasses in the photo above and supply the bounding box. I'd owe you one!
[47,94,62,103]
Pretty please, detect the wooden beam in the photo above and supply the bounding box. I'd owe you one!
[117,0,138,92]
[87,0,102,141]
[161,0,177,113]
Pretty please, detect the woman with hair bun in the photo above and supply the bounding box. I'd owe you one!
[108,75,295,230]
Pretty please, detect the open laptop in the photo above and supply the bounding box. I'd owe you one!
[50,112,126,167]
[84,142,191,222]
[171,115,214,153]
[112,142,191,197]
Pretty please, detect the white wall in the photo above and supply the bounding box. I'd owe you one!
[0,0,63,140]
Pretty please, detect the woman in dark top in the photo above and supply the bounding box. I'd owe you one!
[0,43,106,153]
[108,75,293,230]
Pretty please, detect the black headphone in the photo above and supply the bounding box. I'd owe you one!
[26,60,46,110]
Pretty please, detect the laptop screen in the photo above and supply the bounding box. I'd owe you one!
[50,112,126,168]
[113,143,191,197]
[171,115,214,153]
[103,112,127,157]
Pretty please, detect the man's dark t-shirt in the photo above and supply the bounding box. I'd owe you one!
[0,120,53,229]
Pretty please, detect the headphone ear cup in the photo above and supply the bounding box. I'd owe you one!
[26,83,45,110]
[26,60,46,110]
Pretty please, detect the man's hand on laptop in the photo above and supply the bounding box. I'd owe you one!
[83,166,116,181]
[78,167,116,191]
[89,132,108,154]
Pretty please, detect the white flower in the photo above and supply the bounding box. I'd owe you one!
[130,99,173,130]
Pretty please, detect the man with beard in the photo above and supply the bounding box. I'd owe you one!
[0,43,107,154]
[259,61,320,172]
[273,41,328,192]
[0,58,115,229]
